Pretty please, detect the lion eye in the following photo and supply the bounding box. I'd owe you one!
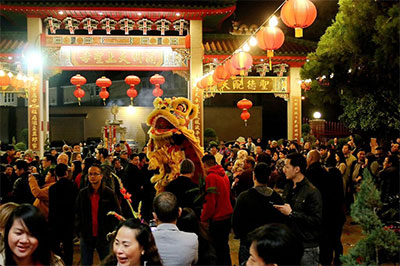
[177,104,187,112]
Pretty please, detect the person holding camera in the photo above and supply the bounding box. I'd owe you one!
[12,160,35,204]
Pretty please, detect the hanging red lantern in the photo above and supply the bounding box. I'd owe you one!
[96,76,112,105]
[150,74,165,98]
[212,65,230,84]
[256,26,285,70]
[280,0,317,38]
[237,98,253,126]
[10,74,24,90]
[223,59,241,77]
[70,74,87,105]
[125,75,140,105]
[231,51,253,76]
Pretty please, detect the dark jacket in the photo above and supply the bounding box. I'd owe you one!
[282,177,322,248]
[12,172,35,204]
[123,163,144,210]
[75,185,121,244]
[232,185,284,241]
[48,178,78,234]
[233,168,254,197]
[166,175,199,212]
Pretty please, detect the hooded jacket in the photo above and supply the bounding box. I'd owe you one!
[201,165,233,222]
[232,185,284,240]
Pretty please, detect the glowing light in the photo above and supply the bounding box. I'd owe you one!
[249,36,257,46]
[348,68,352,73]
[176,13,181,16]
[0,70,5,76]
[128,105,135,114]
[24,51,43,69]
[301,96,305,100]
[243,43,250,52]
[7,72,13,78]
[138,12,142,16]
[99,12,103,15]
[16,73,23,80]
[260,59,264,62]
[58,11,64,15]
[330,73,334,78]
[8,56,12,60]
[269,16,278,27]
[313,112,322,119]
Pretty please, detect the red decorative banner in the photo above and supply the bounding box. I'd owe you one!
[28,76,40,151]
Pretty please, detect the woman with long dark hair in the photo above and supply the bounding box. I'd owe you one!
[4,204,64,265]
[71,160,83,188]
[102,219,162,266]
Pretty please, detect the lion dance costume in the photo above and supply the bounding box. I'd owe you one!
[146,97,204,193]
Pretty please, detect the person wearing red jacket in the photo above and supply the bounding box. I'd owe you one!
[201,154,233,265]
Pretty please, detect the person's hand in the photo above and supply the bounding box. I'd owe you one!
[273,203,292,216]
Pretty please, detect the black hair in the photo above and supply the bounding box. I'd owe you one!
[286,153,307,175]
[102,219,162,266]
[153,192,179,223]
[4,204,51,265]
[254,162,271,184]
[44,154,56,165]
[336,151,346,164]
[138,153,147,161]
[248,223,303,265]
[97,148,109,159]
[176,208,199,235]
[129,153,140,161]
[257,153,271,165]
[72,160,83,180]
[55,163,68,178]
[201,154,216,167]
[386,155,399,167]
[89,163,103,174]
[15,160,28,171]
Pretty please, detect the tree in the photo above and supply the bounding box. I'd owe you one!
[301,0,400,137]
[341,170,400,265]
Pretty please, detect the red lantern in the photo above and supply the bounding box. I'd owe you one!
[125,75,140,105]
[256,26,285,70]
[280,0,317,38]
[212,65,230,84]
[237,98,253,126]
[223,59,241,77]
[150,74,165,98]
[70,74,87,105]
[231,52,253,76]
[96,76,112,105]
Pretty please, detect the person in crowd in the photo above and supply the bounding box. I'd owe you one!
[350,149,367,196]
[166,159,199,215]
[245,137,256,155]
[246,224,303,266]
[302,142,312,157]
[50,148,58,158]
[389,143,399,159]
[201,154,233,265]
[112,143,122,158]
[342,144,357,212]
[123,153,144,212]
[4,204,64,266]
[71,152,83,162]
[219,140,230,158]
[254,145,264,162]
[232,156,255,197]
[39,154,55,183]
[75,164,121,265]
[102,218,162,266]
[274,153,322,266]
[96,148,117,193]
[223,161,234,185]
[378,155,399,205]
[28,168,56,219]
[335,151,347,176]
[177,207,217,265]
[1,164,16,203]
[72,160,83,187]
[0,202,19,266]
[119,151,130,169]
[12,160,35,204]
[0,145,16,165]
[209,142,224,166]
[112,157,124,178]
[319,145,329,166]
[57,153,69,166]
[138,153,156,223]
[232,162,285,264]
[49,164,78,265]
[152,192,198,266]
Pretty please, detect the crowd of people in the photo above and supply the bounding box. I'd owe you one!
[0,135,398,266]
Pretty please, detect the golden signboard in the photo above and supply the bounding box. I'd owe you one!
[291,96,301,143]
[28,76,40,151]
[216,77,287,93]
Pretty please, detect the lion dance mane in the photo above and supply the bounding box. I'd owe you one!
[146,97,204,193]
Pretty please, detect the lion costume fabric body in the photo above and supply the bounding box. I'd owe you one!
[146,97,204,193]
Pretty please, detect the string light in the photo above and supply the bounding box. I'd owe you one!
[249,36,257,46]
[243,43,250,52]
[269,15,278,27]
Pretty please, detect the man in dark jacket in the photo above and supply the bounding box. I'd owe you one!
[123,153,144,211]
[201,154,233,265]
[75,164,121,266]
[12,160,35,204]
[232,162,284,264]
[48,164,78,265]
[274,153,322,266]
[233,156,255,197]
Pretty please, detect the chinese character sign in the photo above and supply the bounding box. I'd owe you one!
[28,76,41,151]
[216,77,287,93]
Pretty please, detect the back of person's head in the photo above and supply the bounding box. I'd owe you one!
[387,155,399,168]
[201,154,216,167]
[257,153,271,165]
[129,153,140,160]
[248,223,303,265]
[72,160,82,174]
[180,159,195,174]
[286,153,307,175]
[246,156,256,168]
[176,208,199,235]
[253,162,271,184]
[4,204,51,265]
[15,159,29,171]
[98,148,109,159]
[153,192,179,223]
[44,154,56,165]
[55,163,68,178]
[83,156,96,171]
[0,202,19,232]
